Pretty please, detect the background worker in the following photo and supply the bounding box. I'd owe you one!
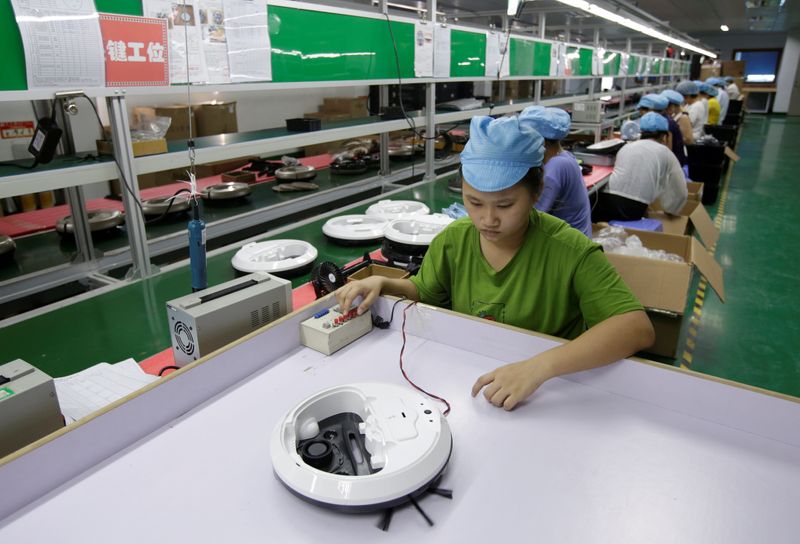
[700,82,721,126]
[518,106,592,238]
[678,80,706,140]
[725,76,741,100]
[708,77,730,124]
[662,88,694,145]
[591,112,688,222]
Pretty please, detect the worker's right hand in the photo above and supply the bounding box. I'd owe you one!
[335,276,384,316]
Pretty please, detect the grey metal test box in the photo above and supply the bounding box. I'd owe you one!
[166,272,292,366]
[0,359,64,458]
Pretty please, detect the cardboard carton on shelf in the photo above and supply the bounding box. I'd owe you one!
[192,101,238,137]
[720,60,745,78]
[96,137,168,158]
[347,264,410,283]
[138,105,196,140]
[593,226,725,358]
[646,198,720,249]
[321,96,369,117]
[109,171,173,197]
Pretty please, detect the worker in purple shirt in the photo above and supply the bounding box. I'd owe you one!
[519,106,592,238]
[637,93,687,167]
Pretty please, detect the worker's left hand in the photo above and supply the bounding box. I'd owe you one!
[471,358,553,411]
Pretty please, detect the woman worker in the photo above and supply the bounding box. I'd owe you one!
[591,112,688,222]
[518,106,592,238]
[700,82,721,126]
[662,89,694,145]
[336,115,654,411]
[639,93,687,167]
[677,80,706,140]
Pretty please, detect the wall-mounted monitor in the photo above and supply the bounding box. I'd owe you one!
[734,49,782,84]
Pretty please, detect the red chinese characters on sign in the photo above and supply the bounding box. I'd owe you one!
[0,121,35,139]
[99,14,169,87]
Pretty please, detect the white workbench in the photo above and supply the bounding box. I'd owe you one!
[1,297,798,543]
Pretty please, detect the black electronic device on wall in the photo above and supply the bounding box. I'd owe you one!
[27,117,62,165]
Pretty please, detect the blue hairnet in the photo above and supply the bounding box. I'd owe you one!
[519,106,571,140]
[460,115,545,192]
[638,93,670,111]
[675,80,699,96]
[640,112,668,133]
[661,90,684,105]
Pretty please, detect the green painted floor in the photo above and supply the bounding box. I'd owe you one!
[685,115,800,397]
[2,115,798,400]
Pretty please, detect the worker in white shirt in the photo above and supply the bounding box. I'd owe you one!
[708,78,730,124]
[677,80,706,140]
[725,76,741,100]
[592,113,688,222]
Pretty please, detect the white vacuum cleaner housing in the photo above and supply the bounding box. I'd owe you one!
[365,200,430,220]
[231,240,317,275]
[271,382,452,512]
[383,214,454,246]
[322,214,388,244]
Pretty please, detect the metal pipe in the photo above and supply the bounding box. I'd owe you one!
[424,0,437,181]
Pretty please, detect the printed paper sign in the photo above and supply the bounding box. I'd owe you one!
[99,13,169,86]
[0,121,35,139]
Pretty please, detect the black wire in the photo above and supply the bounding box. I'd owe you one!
[79,94,150,221]
[158,365,181,376]
[488,4,526,116]
[144,188,192,224]
[373,296,408,329]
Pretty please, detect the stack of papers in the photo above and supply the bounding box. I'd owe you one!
[55,359,158,424]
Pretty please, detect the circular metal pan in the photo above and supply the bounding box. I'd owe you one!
[365,200,430,221]
[383,214,454,246]
[388,141,414,157]
[275,165,317,181]
[231,239,318,277]
[271,382,452,513]
[447,175,462,193]
[56,209,124,235]
[201,182,251,200]
[0,235,16,260]
[141,194,191,216]
[322,214,388,245]
[330,159,368,175]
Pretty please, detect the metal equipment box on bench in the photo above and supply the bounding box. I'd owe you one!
[166,272,292,366]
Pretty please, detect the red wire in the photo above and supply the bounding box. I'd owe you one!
[399,302,452,416]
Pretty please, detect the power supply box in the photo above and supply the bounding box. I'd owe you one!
[571,101,605,123]
[166,272,292,366]
[0,359,64,458]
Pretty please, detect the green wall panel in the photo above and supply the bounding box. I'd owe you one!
[269,7,414,82]
[450,29,485,77]
[95,0,142,16]
[628,54,639,75]
[0,1,28,90]
[510,38,535,76]
[533,41,551,76]
[578,47,593,76]
[602,51,621,76]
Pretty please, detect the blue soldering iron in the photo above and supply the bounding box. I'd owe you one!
[188,197,207,292]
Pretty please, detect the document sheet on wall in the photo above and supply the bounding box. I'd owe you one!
[434,25,451,78]
[223,0,271,82]
[143,0,210,84]
[11,0,105,89]
[414,21,433,77]
[485,30,509,78]
[198,0,231,83]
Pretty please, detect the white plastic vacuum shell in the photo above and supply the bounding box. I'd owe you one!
[271,382,452,512]
[231,240,317,274]
[365,200,430,220]
[383,214,455,246]
[322,215,388,242]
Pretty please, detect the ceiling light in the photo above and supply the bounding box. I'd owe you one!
[552,0,717,58]
[720,24,730,31]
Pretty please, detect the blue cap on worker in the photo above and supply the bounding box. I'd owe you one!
[518,106,571,141]
[724,76,734,82]
[460,115,544,192]
[705,77,720,86]
[661,89,684,105]
[638,93,670,111]
[640,112,668,133]
[676,80,699,96]
[700,82,718,96]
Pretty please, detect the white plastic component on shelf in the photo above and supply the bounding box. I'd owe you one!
[299,306,373,356]
[231,240,318,274]
[384,213,455,246]
[365,199,430,220]
[321,215,388,242]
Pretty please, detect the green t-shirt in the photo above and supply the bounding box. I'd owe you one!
[409,211,643,339]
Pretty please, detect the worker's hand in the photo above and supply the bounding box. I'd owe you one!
[334,276,384,316]
[471,357,554,411]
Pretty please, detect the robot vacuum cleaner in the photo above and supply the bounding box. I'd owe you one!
[56,209,124,236]
[201,182,251,201]
[365,200,430,221]
[231,239,317,277]
[141,194,191,216]
[271,382,453,513]
[0,235,16,263]
[275,165,317,181]
[382,214,454,269]
[322,215,388,246]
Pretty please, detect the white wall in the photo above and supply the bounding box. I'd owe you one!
[774,32,800,114]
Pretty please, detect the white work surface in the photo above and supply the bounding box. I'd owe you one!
[1,298,799,543]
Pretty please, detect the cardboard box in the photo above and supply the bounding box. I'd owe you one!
[170,158,251,180]
[193,101,238,137]
[646,199,719,249]
[721,60,745,78]
[154,105,195,140]
[686,181,703,201]
[700,63,721,81]
[321,97,369,117]
[96,138,168,157]
[347,264,410,283]
[595,227,725,357]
